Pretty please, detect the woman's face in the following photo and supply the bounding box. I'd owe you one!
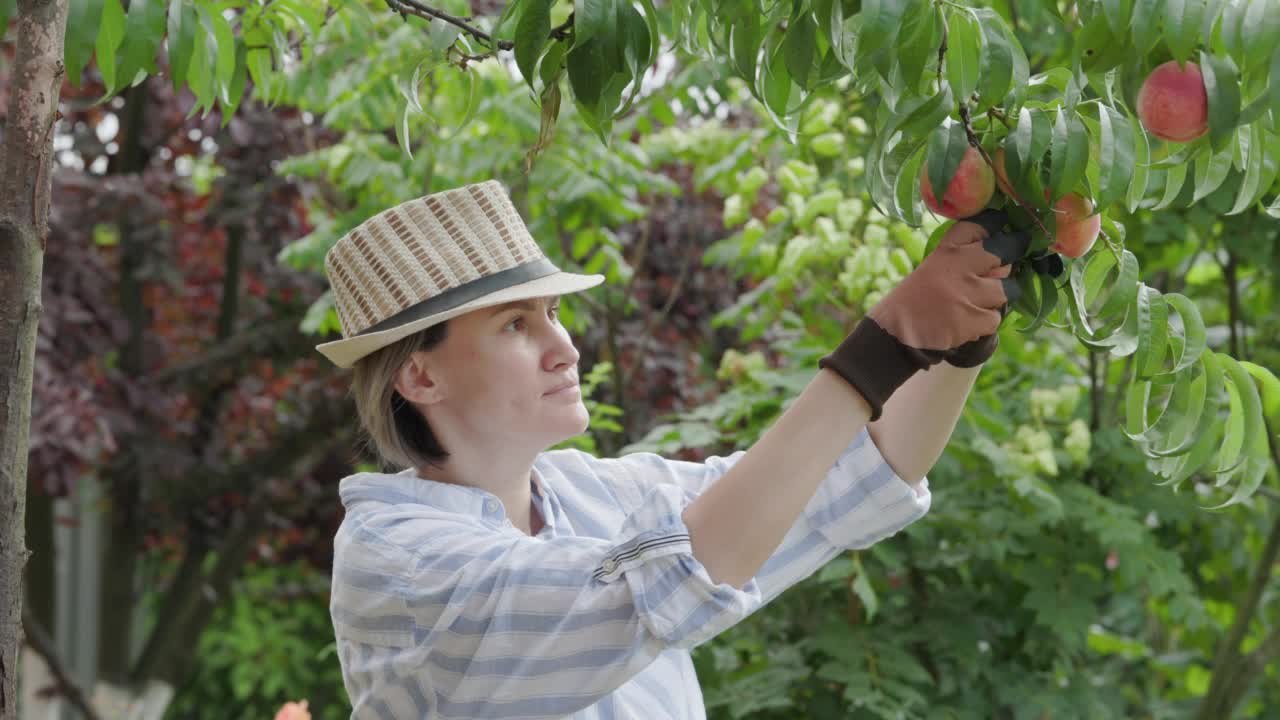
[413,294,589,451]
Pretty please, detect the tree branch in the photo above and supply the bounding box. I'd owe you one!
[382,0,574,56]
[21,608,103,720]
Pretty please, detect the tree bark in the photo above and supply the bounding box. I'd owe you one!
[0,0,70,715]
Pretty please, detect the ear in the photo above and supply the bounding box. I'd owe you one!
[394,352,446,405]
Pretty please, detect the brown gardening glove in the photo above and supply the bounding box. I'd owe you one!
[819,209,1029,420]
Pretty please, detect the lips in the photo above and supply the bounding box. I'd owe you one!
[545,379,579,395]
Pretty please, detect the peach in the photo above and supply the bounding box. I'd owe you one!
[1137,60,1209,143]
[1048,192,1100,258]
[920,144,996,219]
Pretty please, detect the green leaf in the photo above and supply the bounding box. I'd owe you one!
[0,0,13,40]
[761,35,793,120]
[1229,122,1266,214]
[515,0,554,92]
[1157,354,1225,487]
[167,0,196,94]
[1152,162,1188,209]
[1240,360,1280,422]
[1242,0,1280,74]
[1096,105,1135,210]
[973,7,1015,112]
[1164,0,1204,64]
[926,121,970,212]
[1103,0,1133,36]
[783,9,817,90]
[567,34,606,111]
[1136,286,1170,378]
[1160,293,1208,377]
[209,9,237,107]
[1234,126,1280,212]
[946,11,981,103]
[1131,0,1164,55]
[1272,47,1280,133]
[1201,50,1242,152]
[187,14,214,114]
[118,0,166,86]
[574,0,612,47]
[1050,107,1088,200]
[895,0,938,88]
[1128,110,1151,211]
[1193,142,1235,202]
[65,0,104,86]
[95,0,126,92]
[857,0,910,61]
[1220,0,1249,66]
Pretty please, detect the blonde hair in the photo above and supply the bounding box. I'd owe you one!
[349,321,451,473]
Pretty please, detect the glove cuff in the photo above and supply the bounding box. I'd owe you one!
[818,318,942,421]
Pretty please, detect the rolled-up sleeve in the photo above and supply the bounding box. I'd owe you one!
[608,428,930,608]
[330,485,762,719]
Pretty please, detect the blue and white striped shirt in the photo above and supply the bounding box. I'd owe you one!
[330,427,931,719]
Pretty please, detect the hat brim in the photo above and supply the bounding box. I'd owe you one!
[315,271,605,368]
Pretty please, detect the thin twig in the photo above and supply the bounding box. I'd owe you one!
[21,608,104,720]
[957,104,1053,239]
[386,0,511,48]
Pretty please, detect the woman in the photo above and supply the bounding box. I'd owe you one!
[316,180,1025,718]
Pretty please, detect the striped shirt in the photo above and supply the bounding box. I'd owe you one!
[330,427,931,719]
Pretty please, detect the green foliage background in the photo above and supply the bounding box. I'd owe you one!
[26,0,1280,716]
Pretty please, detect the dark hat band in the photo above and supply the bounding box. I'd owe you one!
[356,258,561,337]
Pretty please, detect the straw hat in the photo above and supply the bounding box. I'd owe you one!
[315,180,605,368]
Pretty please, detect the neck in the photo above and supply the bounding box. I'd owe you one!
[418,452,542,535]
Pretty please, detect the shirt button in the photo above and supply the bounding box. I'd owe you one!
[601,558,619,573]
[484,499,499,514]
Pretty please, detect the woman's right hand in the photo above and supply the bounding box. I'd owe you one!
[818,209,1029,419]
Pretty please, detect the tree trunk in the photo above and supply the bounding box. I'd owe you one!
[0,0,71,715]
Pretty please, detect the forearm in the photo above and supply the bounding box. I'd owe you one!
[868,361,982,485]
[683,369,873,589]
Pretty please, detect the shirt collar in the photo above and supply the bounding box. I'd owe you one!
[339,460,556,531]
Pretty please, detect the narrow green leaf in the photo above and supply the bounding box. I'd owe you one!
[927,121,970,212]
[1228,122,1265,214]
[1096,105,1135,210]
[95,0,126,92]
[567,34,605,111]
[729,7,763,84]
[946,11,981,103]
[1193,142,1235,201]
[574,0,612,47]
[1139,287,1170,378]
[1240,360,1280,422]
[858,0,910,60]
[896,143,928,226]
[1165,0,1204,64]
[895,0,938,88]
[119,0,166,85]
[784,10,817,90]
[65,0,104,87]
[1243,0,1280,74]
[1215,374,1248,475]
[1201,50,1242,152]
[1128,110,1151,211]
[1103,0,1133,36]
[1220,0,1249,67]
[515,0,554,92]
[1150,363,1209,457]
[973,7,1015,112]
[201,7,237,107]
[1158,354,1225,488]
[1050,107,1089,200]
[167,0,196,94]
[1098,249,1140,319]
[1131,0,1165,55]
[187,15,213,115]
[1161,293,1207,376]
[1152,162,1188,209]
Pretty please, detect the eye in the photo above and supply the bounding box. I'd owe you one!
[548,303,561,321]
[504,315,526,332]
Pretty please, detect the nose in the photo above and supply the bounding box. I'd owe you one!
[544,322,580,373]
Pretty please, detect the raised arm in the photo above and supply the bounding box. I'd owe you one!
[682,210,1028,588]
